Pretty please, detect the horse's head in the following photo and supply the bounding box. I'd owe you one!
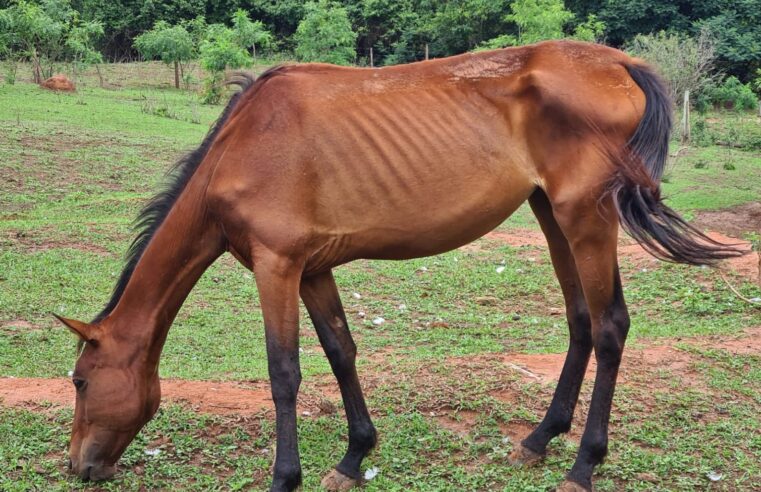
[54,315,161,481]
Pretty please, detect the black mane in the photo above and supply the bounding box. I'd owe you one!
[93,67,286,322]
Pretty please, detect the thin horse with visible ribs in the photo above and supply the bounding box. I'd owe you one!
[55,40,742,491]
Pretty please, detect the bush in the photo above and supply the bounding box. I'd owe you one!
[709,76,758,111]
[626,27,719,105]
[199,24,250,104]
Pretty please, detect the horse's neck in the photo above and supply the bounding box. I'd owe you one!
[106,179,224,365]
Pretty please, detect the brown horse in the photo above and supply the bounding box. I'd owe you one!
[55,40,741,491]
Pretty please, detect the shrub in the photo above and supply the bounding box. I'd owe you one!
[626,27,719,105]
[709,76,758,111]
[199,24,250,104]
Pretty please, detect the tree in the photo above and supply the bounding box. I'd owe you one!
[696,2,761,81]
[507,0,574,45]
[0,0,102,83]
[134,20,194,88]
[294,0,357,65]
[626,27,720,104]
[231,9,272,68]
[65,18,104,82]
[199,23,249,104]
[477,0,601,50]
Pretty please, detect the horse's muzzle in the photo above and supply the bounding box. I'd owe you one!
[69,457,116,481]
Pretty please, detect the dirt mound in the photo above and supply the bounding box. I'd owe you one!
[40,74,76,92]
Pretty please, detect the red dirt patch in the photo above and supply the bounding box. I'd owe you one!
[481,227,758,282]
[40,74,76,92]
[495,326,761,386]
[485,229,546,248]
[692,203,761,238]
[0,378,340,416]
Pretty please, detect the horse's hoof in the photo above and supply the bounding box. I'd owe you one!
[556,480,591,492]
[507,444,544,467]
[321,469,359,491]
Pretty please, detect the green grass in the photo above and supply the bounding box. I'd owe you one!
[1,76,760,490]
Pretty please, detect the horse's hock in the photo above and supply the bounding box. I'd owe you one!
[41,74,76,92]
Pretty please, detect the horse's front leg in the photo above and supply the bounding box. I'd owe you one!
[254,250,305,492]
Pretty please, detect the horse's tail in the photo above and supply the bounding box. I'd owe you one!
[605,62,744,266]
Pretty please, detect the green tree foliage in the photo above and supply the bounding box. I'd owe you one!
[199,23,249,103]
[2,0,760,85]
[0,0,103,84]
[477,0,604,50]
[65,17,104,80]
[695,2,761,80]
[626,27,720,103]
[295,0,357,65]
[134,20,194,88]
[231,8,272,66]
[507,0,573,44]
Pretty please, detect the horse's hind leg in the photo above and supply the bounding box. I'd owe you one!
[548,189,630,492]
[300,271,377,491]
[509,189,593,466]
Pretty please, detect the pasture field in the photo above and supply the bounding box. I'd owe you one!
[0,70,760,491]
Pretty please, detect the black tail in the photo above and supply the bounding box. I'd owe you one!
[607,63,744,266]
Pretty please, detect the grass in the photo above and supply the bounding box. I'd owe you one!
[0,73,759,491]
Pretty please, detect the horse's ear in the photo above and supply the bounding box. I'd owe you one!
[53,314,98,344]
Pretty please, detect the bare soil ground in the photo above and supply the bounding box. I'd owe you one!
[2,327,757,418]
[485,227,758,282]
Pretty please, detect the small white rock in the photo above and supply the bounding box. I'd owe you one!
[750,297,761,303]
[302,411,311,417]
[516,268,524,274]
[372,317,385,326]
[364,467,379,480]
[358,311,366,318]
[495,266,506,274]
[299,348,304,353]
[419,266,428,272]
[352,292,362,299]
[706,471,723,482]
[144,448,161,457]
[67,370,74,377]
[398,303,407,311]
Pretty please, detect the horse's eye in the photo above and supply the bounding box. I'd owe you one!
[72,378,86,390]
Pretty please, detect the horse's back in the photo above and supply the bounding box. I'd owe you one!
[205,41,646,268]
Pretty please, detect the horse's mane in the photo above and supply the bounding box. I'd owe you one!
[92,66,287,322]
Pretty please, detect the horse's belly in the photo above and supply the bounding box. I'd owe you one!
[305,161,538,268]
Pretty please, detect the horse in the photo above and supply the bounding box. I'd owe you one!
[54,40,741,492]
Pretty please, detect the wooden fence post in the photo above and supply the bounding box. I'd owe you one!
[370,47,374,68]
[681,90,690,144]
[425,44,429,61]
